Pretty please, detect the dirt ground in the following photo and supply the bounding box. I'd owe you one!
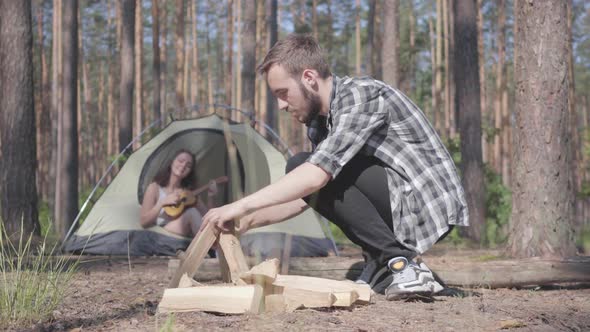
[23,247,590,332]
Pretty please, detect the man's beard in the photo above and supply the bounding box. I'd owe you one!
[298,81,322,126]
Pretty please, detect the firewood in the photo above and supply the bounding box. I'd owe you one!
[273,274,372,304]
[158,284,263,314]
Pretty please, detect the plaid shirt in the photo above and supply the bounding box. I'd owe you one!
[307,76,469,254]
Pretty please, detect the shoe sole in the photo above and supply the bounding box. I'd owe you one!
[386,291,434,301]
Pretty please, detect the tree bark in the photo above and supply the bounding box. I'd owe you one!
[0,0,40,237]
[435,0,443,137]
[226,0,234,107]
[510,1,575,258]
[266,0,278,135]
[175,0,185,110]
[190,0,199,108]
[241,0,256,115]
[494,0,506,176]
[119,0,135,152]
[477,0,487,164]
[366,0,376,78]
[56,0,78,238]
[355,0,361,76]
[160,0,168,117]
[567,0,581,232]
[36,0,52,202]
[134,0,143,148]
[235,0,242,112]
[152,0,162,123]
[454,0,485,244]
[382,0,399,87]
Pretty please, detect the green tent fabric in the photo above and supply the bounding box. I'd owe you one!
[64,114,336,257]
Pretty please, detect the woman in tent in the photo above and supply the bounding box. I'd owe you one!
[140,149,219,237]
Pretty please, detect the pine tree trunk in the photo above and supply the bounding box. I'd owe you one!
[510,1,575,258]
[567,0,581,231]
[429,17,436,125]
[241,0,256,115]
[190,0,199,109]
[226,0,235,107]
[160,0,168,117]
[454,0,485,244]
[206,6,214,112]
[175,0,185,110]
[119,0,135,152]
[266,0,278,135]
[477,0,487,164]
[36,0,51,202]
[435,0,444,137]
[366,0,376,77]
[382,0,399,88]
[152,0,162,123]
[443,0,453,138]
[235,0,242,112]
[50,0,62,217]
[134,0,143,148]
[408,1,416,96]
[355,0,361,76]
[57,0,79,238]
[494,0,506,176]
[0,0,40,237]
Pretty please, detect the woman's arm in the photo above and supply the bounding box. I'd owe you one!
[140,183,171,228]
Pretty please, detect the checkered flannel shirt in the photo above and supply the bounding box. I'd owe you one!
[307,75,469,254]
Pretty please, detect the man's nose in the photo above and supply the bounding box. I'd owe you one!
[278,99,288,111]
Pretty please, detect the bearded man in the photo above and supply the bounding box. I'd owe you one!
[201,34,469,300]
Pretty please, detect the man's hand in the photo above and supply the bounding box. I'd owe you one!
[200,201,247,232]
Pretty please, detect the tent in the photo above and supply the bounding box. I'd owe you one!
[63,113,337,257]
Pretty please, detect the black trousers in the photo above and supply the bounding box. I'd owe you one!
[286,152,417,268]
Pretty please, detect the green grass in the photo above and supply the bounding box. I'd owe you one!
[0,221,79,329]
[158,313,176,332]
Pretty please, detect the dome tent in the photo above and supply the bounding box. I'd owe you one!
[63,113,337,257]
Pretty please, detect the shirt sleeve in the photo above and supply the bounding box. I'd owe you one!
[307,90,387,178]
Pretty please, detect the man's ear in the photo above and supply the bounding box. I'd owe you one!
[301,69,319,89]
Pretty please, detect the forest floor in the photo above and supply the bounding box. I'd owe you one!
[21,245,590,332]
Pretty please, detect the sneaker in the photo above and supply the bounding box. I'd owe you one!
[355,260,392,294]
[385,257,444,300]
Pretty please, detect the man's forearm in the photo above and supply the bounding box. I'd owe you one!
[239,162,330,215]
[240,199,309,231]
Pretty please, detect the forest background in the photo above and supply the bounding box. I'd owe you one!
[1,0,590,259]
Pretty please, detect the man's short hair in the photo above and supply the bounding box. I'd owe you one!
[257,34,331,79]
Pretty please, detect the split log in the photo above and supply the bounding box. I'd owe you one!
[178,273,203,288]
[168,222,219,288]
[158,284,263,314]
[218,231,250,285]
[264,294,287,313]
[169,255,590,288]
[280,286,336,310]
[273,274,370,304]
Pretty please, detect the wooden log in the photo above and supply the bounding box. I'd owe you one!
[218,231,250,285]
[273,274,370,304]
[280,286,336,310]
[169,255,590,288]
[264,294,287,313]
[239,258,280,285]
[178,273,203,288]
[168,222,219,288]
[158,284,263,314]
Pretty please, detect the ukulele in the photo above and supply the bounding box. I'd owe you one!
[163,176,229,218]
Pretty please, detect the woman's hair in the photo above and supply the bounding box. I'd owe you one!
[152,149,198,189]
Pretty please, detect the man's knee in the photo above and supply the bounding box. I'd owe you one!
[285,152,312,174]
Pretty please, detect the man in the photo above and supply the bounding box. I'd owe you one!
[202,34,469,300]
